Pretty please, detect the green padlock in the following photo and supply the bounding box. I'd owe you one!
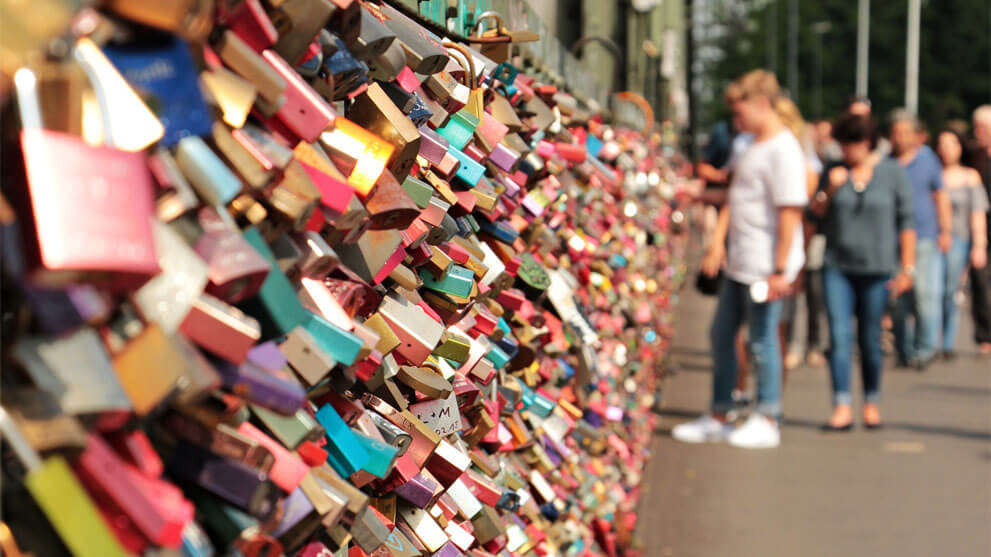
[437,109,480,150]
[419,264,475,299]
[0,408,129,557]
[401,176,435,210]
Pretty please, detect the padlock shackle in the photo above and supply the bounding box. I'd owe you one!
[442,41,477,89]
[13,68,44,130]
[472,12,505,37]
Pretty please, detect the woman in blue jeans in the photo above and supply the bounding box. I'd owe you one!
[937,129,989,358]
[810,114,916,430]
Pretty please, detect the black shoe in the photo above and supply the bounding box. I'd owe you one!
[895,356,913,369]
[864,421,884,430]
[941,351,956,362]
[820,422,853,432]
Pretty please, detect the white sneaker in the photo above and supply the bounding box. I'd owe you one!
[671,415,733,444]
[727,413,780,449]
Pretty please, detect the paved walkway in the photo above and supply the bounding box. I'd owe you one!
[636,288,991,557]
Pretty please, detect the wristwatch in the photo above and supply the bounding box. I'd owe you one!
[814,191,828,204]
[902,265,916,278]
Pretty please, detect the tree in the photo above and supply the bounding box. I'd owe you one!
[699,0,990,136]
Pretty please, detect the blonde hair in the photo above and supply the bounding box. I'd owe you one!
[725,70,781,104]
[774,97,805,140]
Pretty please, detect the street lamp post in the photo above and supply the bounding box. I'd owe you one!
[906,0,921,115]
[856,0,870,97]
[811,21,831,120]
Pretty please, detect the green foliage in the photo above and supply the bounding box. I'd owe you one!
[702,0,990,136]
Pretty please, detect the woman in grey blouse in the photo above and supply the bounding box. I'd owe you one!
[810,114,916,431]
[937,129,989,358]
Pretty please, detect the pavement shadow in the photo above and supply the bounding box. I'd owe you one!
[667,347,712,359]
[911,383,991,397]
[881,422,991,442]
[667,360,713,374]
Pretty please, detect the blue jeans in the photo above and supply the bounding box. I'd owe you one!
[893,238,945,362]
[709,279,783,417]
[942,236,971,351]
[823,267,890,406]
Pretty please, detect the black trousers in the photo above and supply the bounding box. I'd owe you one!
[971,263,991,344]
[805,268,825,351]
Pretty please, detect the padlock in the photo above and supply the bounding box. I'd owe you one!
[378,3,449,74]
[270,0,337,66]
[0,407,130,557]
[101,0,213,39]
[261,49,336,143]
[14,66,160,290]
[1,387,88,455]
[176,134,244,206]
[163,412,276,474]
[353,7,397,62]
[12,328,132,416]
[319,117,395,196]
[132,220,209,335]
[347,82,421,178]
[211,121,274,189]
[179,293,262,364]
[103,37,212,147]
[215,30,288,105]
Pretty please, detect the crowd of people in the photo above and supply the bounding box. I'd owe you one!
[673,69,991,448]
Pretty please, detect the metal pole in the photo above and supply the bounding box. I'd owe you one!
[856,0,870,97]
[815,29,823,119]
[811,21,831,119]
[788,0,798,99]
[767,0,778,73]
[685,0,698,162]
[905,0,920,115]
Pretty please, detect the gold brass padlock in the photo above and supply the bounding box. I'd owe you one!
[469,12,539,64]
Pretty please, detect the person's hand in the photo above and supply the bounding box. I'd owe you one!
[938,231,952,253]
[766,273,793,301]
[887,271,914,299]
[972,246,988,270]
[827,166,848,194]
[789,270,806,294]
[700,246,724,278]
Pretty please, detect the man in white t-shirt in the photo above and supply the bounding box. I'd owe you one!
[673,70,807,449]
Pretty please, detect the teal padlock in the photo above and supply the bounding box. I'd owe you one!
[437,110,480,150]
[352,430,399,479]
[448,147,485,187]
[302,313,363,366]
[315,404,370,477]
[483,343,510,370]
[528,391,556,418]
[496,317,511,337]
[240,228,309,339]
[419,264,474,299]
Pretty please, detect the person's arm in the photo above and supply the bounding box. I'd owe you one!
[767,206,804,298]
[890,228,918,298]
[692,187,729,207]
[933,168,952,252]
[697,161,729,184]
[809,165,847,217]
[700,204,731,277]
[971,176,989,269]
[890,165,918,297]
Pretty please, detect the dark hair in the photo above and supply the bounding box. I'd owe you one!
[937,128,968,165]
[831,113,878,149]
